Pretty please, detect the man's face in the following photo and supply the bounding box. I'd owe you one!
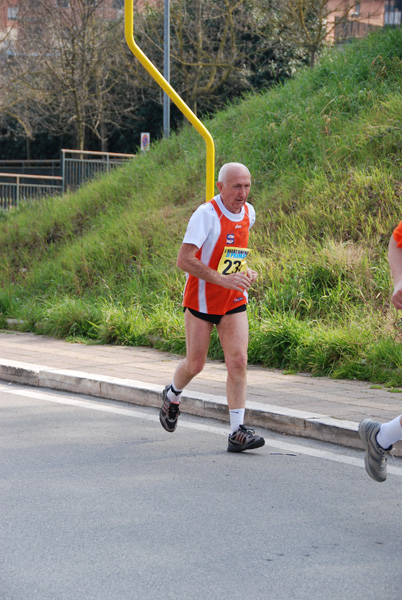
[217,167,251,214]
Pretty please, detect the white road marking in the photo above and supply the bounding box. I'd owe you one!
[3,385,402,477]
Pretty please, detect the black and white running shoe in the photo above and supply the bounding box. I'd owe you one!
[227,424,265,453]
[159,385,180,433]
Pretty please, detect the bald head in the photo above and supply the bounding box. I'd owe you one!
[218,162,251,186]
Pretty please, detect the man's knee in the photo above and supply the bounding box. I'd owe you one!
[225,351,248,375]
[185,356,206,377]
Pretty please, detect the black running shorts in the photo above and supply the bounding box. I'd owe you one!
[184,304,246,325]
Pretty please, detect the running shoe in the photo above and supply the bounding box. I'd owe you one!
[358,418,392,482]
[227,424,265,453]
[159,385,180,433]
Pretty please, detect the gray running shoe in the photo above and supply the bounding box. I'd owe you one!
[227,424,265,453]
[358,418,392,482]
[159,385,180,433]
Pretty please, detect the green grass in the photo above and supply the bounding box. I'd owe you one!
[1,28,402,387]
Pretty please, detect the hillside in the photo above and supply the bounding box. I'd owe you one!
[1,28,402,387]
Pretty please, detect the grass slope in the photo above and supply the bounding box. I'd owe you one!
[1,28,402,387]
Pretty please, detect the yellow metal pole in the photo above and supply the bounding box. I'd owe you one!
[124,0,215,202]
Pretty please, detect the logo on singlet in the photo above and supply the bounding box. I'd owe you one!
[227,234,235,244]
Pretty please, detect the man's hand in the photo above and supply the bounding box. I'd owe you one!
[247,268,258,284]
[177,243,258,292]
[220,268,258,291]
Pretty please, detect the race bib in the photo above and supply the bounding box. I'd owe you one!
[217,247,250,275]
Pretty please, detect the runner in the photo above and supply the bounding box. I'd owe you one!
[359,222,402,481]
[159,162,265,453]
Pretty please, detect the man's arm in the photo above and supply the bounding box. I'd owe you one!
[177,243,254,292]
[388,234,402,310]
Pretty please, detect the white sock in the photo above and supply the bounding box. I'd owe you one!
[376,415,402,449]
[229,408,245,434]
[167,381,182,404]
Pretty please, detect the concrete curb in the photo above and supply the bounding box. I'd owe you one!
[1,358,401,456]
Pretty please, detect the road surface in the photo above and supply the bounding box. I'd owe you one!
[1,382,402,600]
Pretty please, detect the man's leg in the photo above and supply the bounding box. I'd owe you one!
[217,310,264,452]
[159,310,213,432]
[377,415,402,448]
[217,310,249,410]
[173,309,214,390]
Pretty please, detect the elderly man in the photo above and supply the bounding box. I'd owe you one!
[159,162,265,453]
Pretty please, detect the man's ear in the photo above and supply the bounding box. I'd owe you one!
[216,181,223,193]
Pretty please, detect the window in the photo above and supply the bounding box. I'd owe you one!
[385,1,402,26]
[350,3,360,18]
[56,0,70,6]
[113,0,124,8]
[7,7,18,20]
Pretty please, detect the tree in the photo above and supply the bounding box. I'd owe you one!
[281,0,333,68]
[133,0,308,116]
[1,0,143,152]
[0,2,42,157]
[0,0,312,157]
[35,0,134,151]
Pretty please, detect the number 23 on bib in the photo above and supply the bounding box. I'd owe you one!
[217,247,251,275]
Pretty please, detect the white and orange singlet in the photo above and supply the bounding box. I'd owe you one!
[182,194,256,315]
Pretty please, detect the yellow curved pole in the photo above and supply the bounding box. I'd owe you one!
[124,0,215,202]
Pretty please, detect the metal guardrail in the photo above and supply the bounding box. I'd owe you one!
[0,159,60,177]
[0,150,135,208]
[0,173,63,209]
[61,149,134,193]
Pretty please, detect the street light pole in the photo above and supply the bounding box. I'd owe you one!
[163,0,170,138]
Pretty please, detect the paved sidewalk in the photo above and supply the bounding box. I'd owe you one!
[1,330,402,455]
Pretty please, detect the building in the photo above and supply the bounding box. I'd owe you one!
[326,1,402,43]
[0,0,18,50]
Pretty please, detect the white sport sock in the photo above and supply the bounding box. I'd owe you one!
[229,408,245,434]
[376,415,402,449]
[167,381,182,404]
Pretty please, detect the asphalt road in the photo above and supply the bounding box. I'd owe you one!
[2,382,402,600]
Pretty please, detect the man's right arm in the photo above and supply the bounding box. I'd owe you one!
[388,234,402,310]
[177,243,253,292]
